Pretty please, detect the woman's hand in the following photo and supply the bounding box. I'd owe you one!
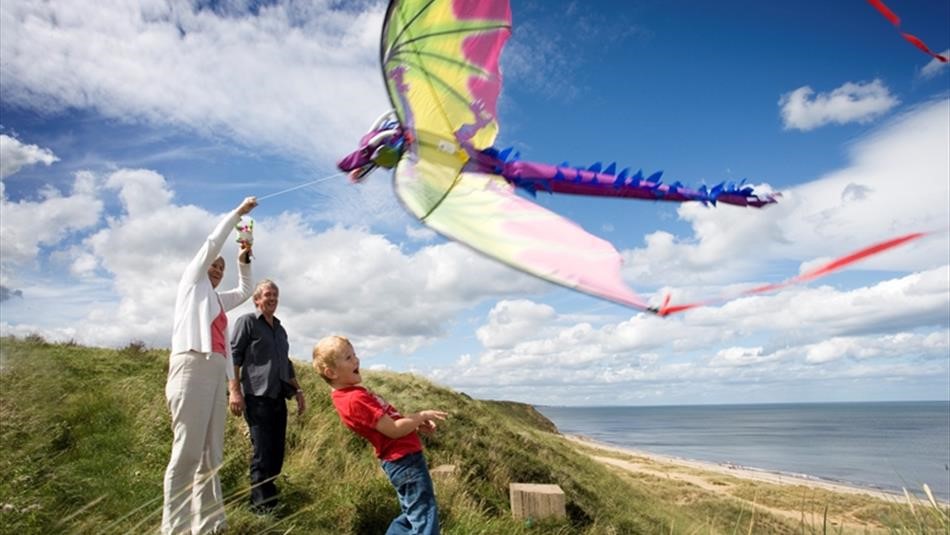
[238,241,253,264]
[237,196,258,215]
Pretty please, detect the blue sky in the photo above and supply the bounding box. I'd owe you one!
[1,0,948,406]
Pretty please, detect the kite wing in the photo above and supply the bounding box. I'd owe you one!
[381,0,652,310]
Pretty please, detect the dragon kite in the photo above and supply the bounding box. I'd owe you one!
[338,0,934,315]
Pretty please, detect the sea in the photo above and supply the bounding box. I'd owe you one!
[536,401,950,501]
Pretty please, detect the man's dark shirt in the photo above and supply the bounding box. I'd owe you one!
[231,311,294,399]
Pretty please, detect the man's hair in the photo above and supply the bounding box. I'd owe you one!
[253,279,279,301]
[312,335,352,384]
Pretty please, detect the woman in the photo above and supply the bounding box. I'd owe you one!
[162,196,257,535]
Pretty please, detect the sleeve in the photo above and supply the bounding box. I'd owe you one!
[219,258,253,311]
[287,343,296,380]
[230,314,251,367]
[180,209,243,288]
[345,391,386,430]
[225,359,235,382]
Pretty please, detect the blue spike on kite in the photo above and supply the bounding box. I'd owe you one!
[646,170,663,184]
[498,147,512,161]
[513,179,536,197]
[559,161,570,168]
[604,162,616,175]
[631,169,644,186]
[588,162,602,173]
[613,168,629,188]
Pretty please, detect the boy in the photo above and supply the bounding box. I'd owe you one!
[312,335,447,535]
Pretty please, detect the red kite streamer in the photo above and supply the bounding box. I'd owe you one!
[655,231,935,316]
[867,0,948,62]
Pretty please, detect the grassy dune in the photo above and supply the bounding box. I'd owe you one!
[0,336,946,534]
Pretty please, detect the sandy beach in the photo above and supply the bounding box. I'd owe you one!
[564,434,915,502]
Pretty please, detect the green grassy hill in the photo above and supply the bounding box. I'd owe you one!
[0,336,946,534]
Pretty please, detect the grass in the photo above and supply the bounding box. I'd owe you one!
[0,335,947,534]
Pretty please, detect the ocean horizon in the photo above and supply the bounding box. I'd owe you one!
[536,400,950,500]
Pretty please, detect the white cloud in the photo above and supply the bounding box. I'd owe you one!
[0,134,59,179]
[920,51,950,79]
[0,0,389,166]
[779,79,899,131]
[106,169,174,216]
[0,169,103,270]
[625,99,950,291]
[430,268,949,404]
[709,346,768,368]
[476,299,557,349]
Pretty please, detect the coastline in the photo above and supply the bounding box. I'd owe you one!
[563,434,921,503]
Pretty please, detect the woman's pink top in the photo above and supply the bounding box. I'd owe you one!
[210,308,228,356]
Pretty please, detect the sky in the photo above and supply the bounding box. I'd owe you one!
[1,0,948,406]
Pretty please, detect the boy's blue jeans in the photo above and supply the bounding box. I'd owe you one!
[380,451,440,535]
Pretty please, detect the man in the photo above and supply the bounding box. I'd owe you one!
[229,279,305,513]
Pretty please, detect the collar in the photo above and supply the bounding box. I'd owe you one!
[254,310,280,326]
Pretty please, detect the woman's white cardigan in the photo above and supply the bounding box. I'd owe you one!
[171,208,252,381]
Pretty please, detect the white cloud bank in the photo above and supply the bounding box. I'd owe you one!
[0,0,388,165]
[625,98,950,294]
[0,136,102,272]
[431,268,949,404]
[0,158,543,357]
[779,79,899,131]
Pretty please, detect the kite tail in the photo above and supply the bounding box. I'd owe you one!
[867,0,948,62]
[653,230,937,317]
[472,148,779,208]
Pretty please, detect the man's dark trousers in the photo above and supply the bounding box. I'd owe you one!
[244,394,287,511]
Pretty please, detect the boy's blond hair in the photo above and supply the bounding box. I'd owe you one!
[312,335,352,384]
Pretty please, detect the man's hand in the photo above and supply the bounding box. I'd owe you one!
[229,387,245,416]
[294,390,306,416]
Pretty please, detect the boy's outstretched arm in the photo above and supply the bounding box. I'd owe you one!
[375,410,448,439]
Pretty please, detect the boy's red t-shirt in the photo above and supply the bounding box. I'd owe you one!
[331,386,422,461]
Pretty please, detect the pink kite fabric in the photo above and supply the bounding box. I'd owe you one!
[867,0,948,62]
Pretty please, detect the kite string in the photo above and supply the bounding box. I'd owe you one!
[256,171,344,201]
